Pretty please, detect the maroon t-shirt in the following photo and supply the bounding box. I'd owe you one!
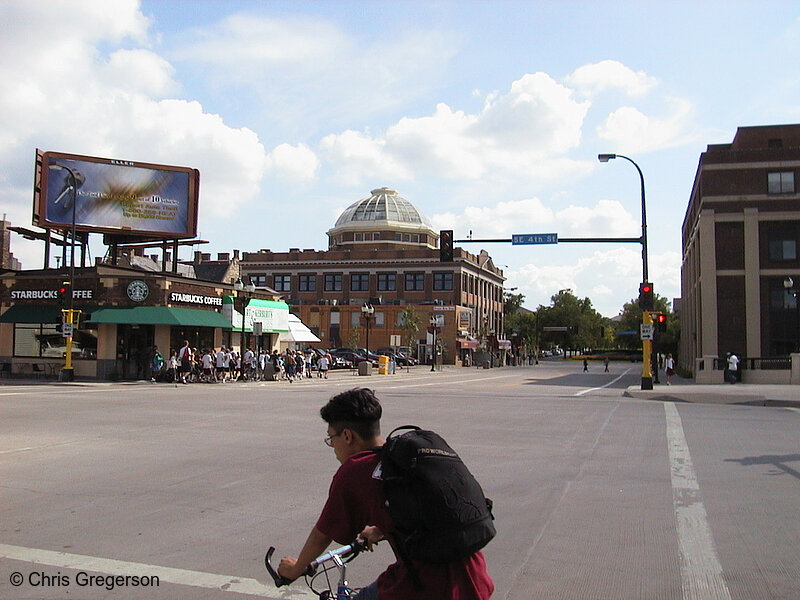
[315,450,494,600]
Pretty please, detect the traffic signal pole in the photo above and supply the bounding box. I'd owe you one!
[641,311,653,390]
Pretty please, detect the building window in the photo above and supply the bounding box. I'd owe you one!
[249,274,267,287]
[299,274,316,292]
[769,237,797,261]
[405,272,424,291]
[395,233,402,241]
[373,232,381,240]
[14,323,97,359]
[351,273,369,292]
[355,232,362,241]
[273,274,291,292]
[378,273,396,291]
[351,311,361,327]
[325,274,342,292]
[374,312,385,328]
[768,171,795,194]
[433,272,453,290]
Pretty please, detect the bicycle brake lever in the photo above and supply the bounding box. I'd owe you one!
[264,547,294,587]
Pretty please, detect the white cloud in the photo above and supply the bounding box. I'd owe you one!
[321,72,590,186]
[102,49,178,97]
[0,0,271,236]
[565,60,658,98]
[507,246,681,316]
[432,197,555,236]
[596,97,695,153]
[266,143,320,182]
[555,199,640,237]
[319,129,411,186]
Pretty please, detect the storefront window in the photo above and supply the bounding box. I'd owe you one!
[14,323,98,359]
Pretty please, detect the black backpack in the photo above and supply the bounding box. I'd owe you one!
[378,425,495,563]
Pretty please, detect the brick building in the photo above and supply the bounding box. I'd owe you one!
[680,124,800,376]
[240,187,507,364]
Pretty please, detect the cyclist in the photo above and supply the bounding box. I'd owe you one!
[277,388,494,599]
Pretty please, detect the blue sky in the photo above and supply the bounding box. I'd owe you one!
[2,1,799,316]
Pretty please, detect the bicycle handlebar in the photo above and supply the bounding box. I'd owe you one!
[264,538,368,588]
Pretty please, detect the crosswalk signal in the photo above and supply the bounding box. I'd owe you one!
[439,230,454,262]
[639,282,654,311]
[58,282,71,307]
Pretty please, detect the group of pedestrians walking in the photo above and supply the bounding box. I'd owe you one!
[150,342,335,384]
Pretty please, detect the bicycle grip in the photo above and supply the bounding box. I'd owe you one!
[264,547,316,587]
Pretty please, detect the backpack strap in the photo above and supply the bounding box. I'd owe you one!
[387,425,421,439]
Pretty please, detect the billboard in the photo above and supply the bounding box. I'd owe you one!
[33,150,199,239]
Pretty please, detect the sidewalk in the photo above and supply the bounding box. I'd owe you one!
[624,373,800,407]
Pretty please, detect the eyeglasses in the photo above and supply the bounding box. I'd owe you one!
[324,431,343,447]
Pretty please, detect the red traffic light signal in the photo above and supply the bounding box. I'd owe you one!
[639,281,654,311]
[654,313,667,332]
[57,282,71,307]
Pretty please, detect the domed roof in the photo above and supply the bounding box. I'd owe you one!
[333,187,433,229]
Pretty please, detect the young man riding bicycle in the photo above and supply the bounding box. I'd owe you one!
[278,388,494,599]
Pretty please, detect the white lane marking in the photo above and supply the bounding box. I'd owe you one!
[0,543,314,599]
[574,368,632,396]
[664,403,732,600]
[785,407,800,414]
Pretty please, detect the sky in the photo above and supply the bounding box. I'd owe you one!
[1,0,799,317]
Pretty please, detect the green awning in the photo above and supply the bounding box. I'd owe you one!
[87,306,232,328]
[0,305,98,324]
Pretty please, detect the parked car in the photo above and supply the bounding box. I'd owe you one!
[331,349,377,366]
[376,349,416,366]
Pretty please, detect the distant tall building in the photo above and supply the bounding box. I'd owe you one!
[680,124,800,373]
[0,218,22,270]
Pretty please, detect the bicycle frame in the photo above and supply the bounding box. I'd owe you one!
[265,539,367,599]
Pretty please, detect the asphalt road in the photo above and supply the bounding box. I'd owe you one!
[1,362,798,599]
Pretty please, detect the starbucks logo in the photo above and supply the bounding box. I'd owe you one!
[127,280,149,302]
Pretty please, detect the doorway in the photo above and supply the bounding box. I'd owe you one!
[116,324,154,380]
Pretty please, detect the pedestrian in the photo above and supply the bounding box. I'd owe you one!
[177,340,192,384]
[317,353,329,379]
[665,353,675,385]
[150,345,164,382]
[583,358,589,372]
[727,352,740,384]
[201,349,214,382]
[603,356,609,372]
[216,347,228,383]
[277,388,494,599]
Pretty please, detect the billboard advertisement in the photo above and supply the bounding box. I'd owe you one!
[33,150,199,239]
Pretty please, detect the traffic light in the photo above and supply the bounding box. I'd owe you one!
[653,312,667,332]
[439,230,454,262]
[639,282,654,311]
[57,281,71,307]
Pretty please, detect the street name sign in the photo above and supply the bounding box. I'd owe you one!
[512,233,558,245]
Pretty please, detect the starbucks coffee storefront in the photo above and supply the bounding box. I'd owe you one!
[0,265,283,380]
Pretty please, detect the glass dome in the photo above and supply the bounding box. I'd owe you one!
[333,188,433,228]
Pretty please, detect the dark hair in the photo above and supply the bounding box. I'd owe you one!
[320,388,382,441]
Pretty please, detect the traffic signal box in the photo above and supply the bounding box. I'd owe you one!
[439,230,454,262]
[639,282,654,311]
[58,281,71,307]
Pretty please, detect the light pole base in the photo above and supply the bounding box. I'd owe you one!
[60,368,75,382]
[641,376,653,390]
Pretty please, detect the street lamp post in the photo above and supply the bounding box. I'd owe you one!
[48,164,79,382]
[783,277,800,353]
[234,278,256,379]
[598,153,652,390]
[361,304,375,354]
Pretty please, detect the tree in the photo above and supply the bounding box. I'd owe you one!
[399,305,422,349]
[615,293,677,355]
[537,289,605,352]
